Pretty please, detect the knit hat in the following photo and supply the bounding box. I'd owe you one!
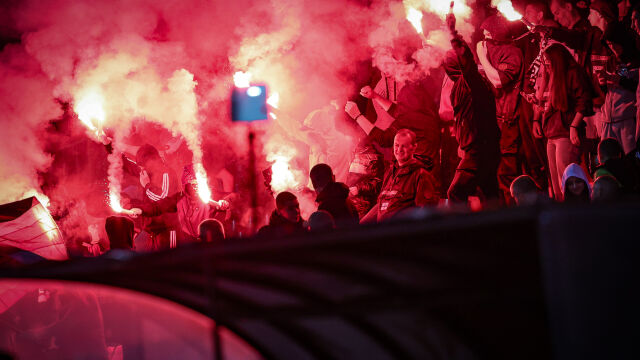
[480,14,512,42]
[561,163,592,194]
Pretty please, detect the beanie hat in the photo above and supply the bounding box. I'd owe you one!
[480,14,511,42]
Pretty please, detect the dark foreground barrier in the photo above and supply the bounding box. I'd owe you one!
[0,203,638,360]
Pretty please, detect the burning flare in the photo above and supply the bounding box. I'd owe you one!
[406,7,424,34]
[74,91,106,136]
[109,191,123,213]
[493,0,522,21]
[423,0,470,19]
[194,163,212,203]
[233,71,252,88]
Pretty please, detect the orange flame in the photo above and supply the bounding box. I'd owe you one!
[493,0,522,21]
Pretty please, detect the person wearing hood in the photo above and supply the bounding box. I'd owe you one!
[310,163,359,228]
[444,12,502,205]
[562,163,592,202]
[361,129,439,223]
[477,14,525,204]
[126,164,230,245]
[257,191,307,238]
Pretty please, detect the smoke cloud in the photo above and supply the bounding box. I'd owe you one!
[0,0,477,238]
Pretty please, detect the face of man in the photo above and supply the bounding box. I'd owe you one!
[551,0,574,28]
[524,5,543,25]
[393,134,416,165]
[588,9,606,31]
[278,199,301,223]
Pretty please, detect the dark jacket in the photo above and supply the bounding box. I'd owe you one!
[257,211,307,239]
[445,37,501,155]
[485,41,523,124]
[375,158,439,222]
[548,19,610,107]
[543,64,594,139]
[316,182,359,228]
[594,157,640,194]
[131,167,181,236]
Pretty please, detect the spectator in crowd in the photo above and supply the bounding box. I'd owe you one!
[600,21,639,154]
[594,137,639,192]
[344,34,441,184]
[345,139,385,218]
[591,174,623,202]
[361,129,439,223]
[517,0,559,193]
[477,14,525,204]
[533,44,594,200]
[307,210,336,232]
[127,165,229,245]
[104,216,135,251]
[134,144,181,250]
[510,175,549,206]
[257,191,307,238]
[562,163,592,202]
[310,163,359,228]
[589,0,617,32]
[542,0,611,171]
[198,218,225,243]
[444,12,502,204]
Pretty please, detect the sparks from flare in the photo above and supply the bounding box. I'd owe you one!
[493,0,522,21]
[109,191,123,213]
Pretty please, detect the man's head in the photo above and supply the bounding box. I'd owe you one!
[480,14,511,42]
[275,191,301,223]
[525,1,552,25]
[181,165,199,199]
[105,216,135,250]
[308,210,335,232]
[309,163,334,194]
[136,143,163,170]
[598,137,623,164]
[199,218,225,243]
[589,0,617,31]
[592,175,621,202]
[510,175,542,206]
[551,0,581,28]
[393,129,417,165]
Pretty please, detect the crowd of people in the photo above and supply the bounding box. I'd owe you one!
[99,0,640,252]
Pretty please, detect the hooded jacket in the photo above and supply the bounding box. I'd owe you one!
[561,163,592,195]
[444,38,501,154]
[316,181,360,228]
[375,158,438,222]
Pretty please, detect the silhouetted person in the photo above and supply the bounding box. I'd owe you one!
[592,175,622,202]
[257,192,307,238]
[307,210,336,232]
[310,163,359,228]
[510,175,549,206]
[105,216,135,250]
[198,218,225,243]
